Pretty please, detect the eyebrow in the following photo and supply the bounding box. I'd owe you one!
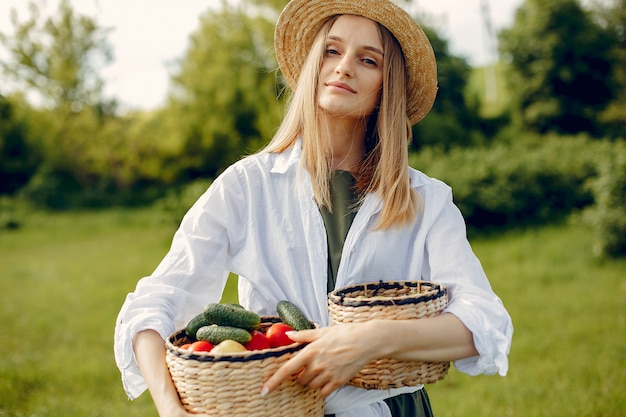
[327,35,384,57]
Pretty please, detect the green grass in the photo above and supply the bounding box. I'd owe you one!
[0,209,624,416]
[427,224,626,417]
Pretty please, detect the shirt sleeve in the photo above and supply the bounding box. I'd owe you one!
[422,185,513,377]
[325,385,418,416]
[113,166,248,399]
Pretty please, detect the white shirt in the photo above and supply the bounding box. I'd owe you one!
[114,143,513,416]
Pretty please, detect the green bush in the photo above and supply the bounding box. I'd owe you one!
[410,135,601,229]
[152,178,213,227]
[0,95,42,195]
[582,141,626,258]
[19,162,168,210]
[412,112,485,150]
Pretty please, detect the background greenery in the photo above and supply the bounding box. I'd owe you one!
[1,0,625,415]
[0,208,624,416]
[1,0,625,209]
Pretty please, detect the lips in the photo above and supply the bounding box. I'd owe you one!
[326,80,356,93]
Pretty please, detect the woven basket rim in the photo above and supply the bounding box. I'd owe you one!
[166,316,313,363]
[328,280,447,308]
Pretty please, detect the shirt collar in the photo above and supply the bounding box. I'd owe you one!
[268,137,428,191]
[269,139,302,174]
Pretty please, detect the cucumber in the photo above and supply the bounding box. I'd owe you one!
[185,312,212,338]
[196,325,252,345]
[203,303,261,330]
[277,300,312,331]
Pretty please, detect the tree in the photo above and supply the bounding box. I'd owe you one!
[411,26,484,150]
[592,0,626,138]
[0,94,41,194]
[0,0,113,112]
[0,0,119,208]
[499,0,617,136]
[165,0,283,179]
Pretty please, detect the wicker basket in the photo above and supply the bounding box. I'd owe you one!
[328,280,450,390]
[165,317,324,416]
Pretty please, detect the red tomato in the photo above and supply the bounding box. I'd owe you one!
[189,340,214,352]
[179,343,192,350]
[244,330,271,351]
[266,323,295,348]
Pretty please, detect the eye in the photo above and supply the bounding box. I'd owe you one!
[362,58,378,66]
[325,48,340,56]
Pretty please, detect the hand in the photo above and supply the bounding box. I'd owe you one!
[261,322,378,397]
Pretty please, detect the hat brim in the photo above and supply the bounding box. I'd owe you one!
[275,0,438,125]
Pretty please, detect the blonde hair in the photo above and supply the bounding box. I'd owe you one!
[263,16,420,229]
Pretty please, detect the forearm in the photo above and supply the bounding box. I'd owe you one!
[370,313,478,363]
[262,313,478,397]
[132,330,185,417]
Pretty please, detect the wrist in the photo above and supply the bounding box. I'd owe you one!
[364,319,414,360]
[360,320,398,359]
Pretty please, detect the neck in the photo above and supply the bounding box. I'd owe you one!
[319,113,367,171]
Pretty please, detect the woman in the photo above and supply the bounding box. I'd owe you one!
[114,1,513,416]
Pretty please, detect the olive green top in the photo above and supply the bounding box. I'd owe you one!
[318,170,359,293]
[318,170,433,417]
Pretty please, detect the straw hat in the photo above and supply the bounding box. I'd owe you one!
[274,0,438,125]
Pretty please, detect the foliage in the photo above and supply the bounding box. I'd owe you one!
[592,0,626,139]
[2,0,624,218]
[465,61,510,120]
[0,94,41,194]
[409,135,607,229]
[499,0,617,136]
[0,0,113,111]
[165,0,283,179]
[152,178,213,228]
[582,141,626,257]
[412,27,485,150]
[0,0,122,208]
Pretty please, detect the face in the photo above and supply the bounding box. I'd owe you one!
[317,15,384,121]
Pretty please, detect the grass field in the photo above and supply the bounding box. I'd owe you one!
[0,208,624,416]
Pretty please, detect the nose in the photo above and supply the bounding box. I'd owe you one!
[335,55,354,77]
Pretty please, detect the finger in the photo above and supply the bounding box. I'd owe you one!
[303,371,342,398]
[296,365,317,386]
[285,328,320,343]
[261,352,307,396]
[305,367,346,397]
[299,368,326,388]
[320,380,342,397]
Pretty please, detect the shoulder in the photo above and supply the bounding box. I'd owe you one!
[408,166,452,194]
[407,166,459,218]
[407,166,467,226]
[229,147,298,176]
[211,147,298,193]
